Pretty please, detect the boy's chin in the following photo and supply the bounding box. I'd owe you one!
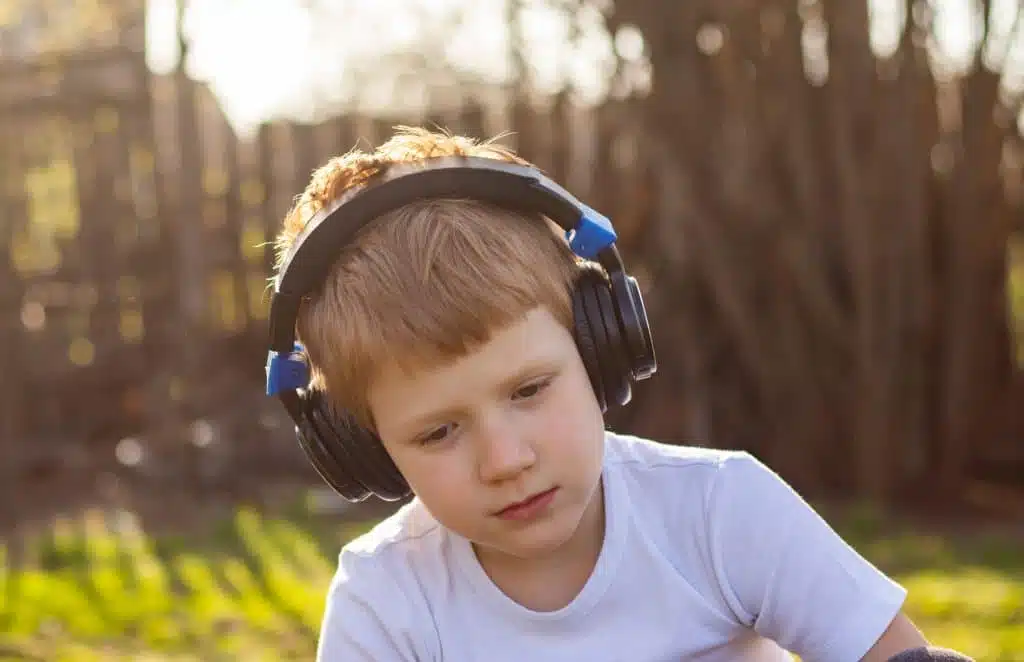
[473,505,595,562]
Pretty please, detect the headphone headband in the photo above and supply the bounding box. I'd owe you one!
[268,156,620,354]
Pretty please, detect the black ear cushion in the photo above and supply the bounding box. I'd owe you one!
[572,286,606,411]
[298,398,373,501]
[579,273,621,409]
[316,399,410,501]
[592,276,633,406]
[353,426,410,501]
[309,403,378,494]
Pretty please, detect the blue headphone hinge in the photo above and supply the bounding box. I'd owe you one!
[567,205,617,259]
[266,343,310,396]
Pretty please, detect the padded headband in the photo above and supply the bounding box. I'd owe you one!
[268,156,622,354]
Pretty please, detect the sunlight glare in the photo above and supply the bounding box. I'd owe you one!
[142,0,1014,133]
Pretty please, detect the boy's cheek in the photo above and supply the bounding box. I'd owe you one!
[539,400,604,464]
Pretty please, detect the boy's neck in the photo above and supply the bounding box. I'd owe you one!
[473,478,606,612]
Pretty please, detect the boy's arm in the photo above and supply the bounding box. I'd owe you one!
[316,550,426,662]
[704,452,925,662]
[860,612,930,661]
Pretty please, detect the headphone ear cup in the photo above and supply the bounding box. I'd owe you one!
[591,275,633,406]
[314,397,411,502]
[607,270,657,381]
[572,285,606,412]
[295,393,374,502]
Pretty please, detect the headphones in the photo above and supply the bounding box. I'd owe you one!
[266,156,656,503]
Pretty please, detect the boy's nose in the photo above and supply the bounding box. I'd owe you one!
[476,419,536,483]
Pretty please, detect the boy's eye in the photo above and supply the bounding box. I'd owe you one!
[419,423,455,445]
[513,377,552,400]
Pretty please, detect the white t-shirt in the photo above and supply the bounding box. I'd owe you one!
[316,432,907,662]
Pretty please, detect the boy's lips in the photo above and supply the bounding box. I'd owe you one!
[493,487,559,520]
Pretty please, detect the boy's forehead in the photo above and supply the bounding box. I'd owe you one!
[367,307,570,400]
[365,329,495,393]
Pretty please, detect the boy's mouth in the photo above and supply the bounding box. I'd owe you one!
[493,487,559,521]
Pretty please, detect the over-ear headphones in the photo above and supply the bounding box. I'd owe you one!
[266,156,656,503]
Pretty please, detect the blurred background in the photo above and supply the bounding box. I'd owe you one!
[1,0,1022,659]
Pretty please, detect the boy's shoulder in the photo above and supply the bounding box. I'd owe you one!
[603,430,745,470]
[602,430,755,498]
[600,431,766,533]
[340,495,444,563]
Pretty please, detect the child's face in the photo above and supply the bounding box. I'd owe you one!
[368,306,607,563]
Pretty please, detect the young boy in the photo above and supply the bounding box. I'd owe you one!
[268,128,939,661]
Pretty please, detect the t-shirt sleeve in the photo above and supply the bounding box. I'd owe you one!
[316,548,425,662]
[705,451,907,662]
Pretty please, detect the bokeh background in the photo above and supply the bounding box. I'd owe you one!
[1,0,1022,660]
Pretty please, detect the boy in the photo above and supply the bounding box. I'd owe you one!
[267,128,941,661]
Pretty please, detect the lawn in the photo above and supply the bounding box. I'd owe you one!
[0,498,1021,661]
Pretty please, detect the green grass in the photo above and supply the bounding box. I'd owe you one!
[0,501,1020,661]
[0,503,377,662]
[825,503,1024,661]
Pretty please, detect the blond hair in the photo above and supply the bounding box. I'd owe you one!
[274,127,580,429]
